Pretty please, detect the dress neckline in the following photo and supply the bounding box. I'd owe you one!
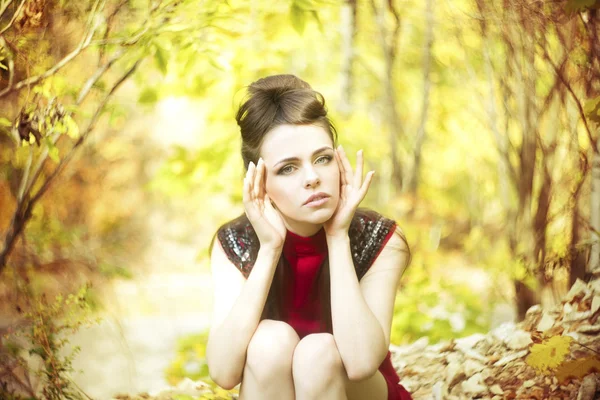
[283,228,328,258]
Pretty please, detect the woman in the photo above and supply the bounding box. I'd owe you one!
[206,74,412,400]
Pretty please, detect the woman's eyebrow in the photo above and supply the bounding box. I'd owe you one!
[273,146,333,167]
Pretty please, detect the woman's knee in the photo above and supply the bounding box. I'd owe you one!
[293,333,345,384]
[245,319,299,380]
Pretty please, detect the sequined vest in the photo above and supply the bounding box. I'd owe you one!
[216,208,396,280]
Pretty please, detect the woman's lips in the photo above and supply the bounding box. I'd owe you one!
[304,197,329,207]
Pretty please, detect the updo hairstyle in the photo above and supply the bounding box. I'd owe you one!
[235,74,337,169]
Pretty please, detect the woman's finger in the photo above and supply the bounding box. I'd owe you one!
[243,162,254,202]
[354,150,363,189]
[253,158,264,199]
[335,148,347,186]
[243,164,257,219]
[338,146,354,187]
[259,159,267,199]
[242,173,250,204]
[358,170,375,200]
[247,161,256,200]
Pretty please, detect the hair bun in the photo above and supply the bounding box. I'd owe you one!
[236,74,335,158]
[249,74,312,93]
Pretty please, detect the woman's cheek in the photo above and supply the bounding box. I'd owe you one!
[265,180,287,212]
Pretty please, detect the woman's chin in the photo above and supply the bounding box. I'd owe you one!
[283,206,336,228]
[306,208,336,224]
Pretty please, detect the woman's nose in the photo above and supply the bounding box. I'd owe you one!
[304,170,321,188]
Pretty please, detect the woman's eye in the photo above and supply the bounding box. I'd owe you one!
[279,165,294,175]
[315,155,332,164]
[278,156,331,175]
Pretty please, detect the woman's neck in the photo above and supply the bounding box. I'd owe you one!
[283,219,323,237]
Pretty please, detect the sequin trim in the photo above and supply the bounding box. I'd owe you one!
[216,208,396,279]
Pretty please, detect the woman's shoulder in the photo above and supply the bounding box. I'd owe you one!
[215,213,258,278]
[350,208,397,236]
[350,208,398,279]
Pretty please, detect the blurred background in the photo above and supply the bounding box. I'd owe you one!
[0,0,598,398]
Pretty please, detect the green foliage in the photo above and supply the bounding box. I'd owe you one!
[98,262,133,279]
[165,330,242,398]
[1,281,100,400]
[391,257,490,345]
[290,0,323,34]
[15,85,79,160]
[585,96,600,124]
[165,331,212,386]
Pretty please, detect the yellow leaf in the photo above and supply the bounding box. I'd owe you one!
[526,335,572,373]
[555,356,600,383]
[65,116,80,139]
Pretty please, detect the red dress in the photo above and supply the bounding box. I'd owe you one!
[281,228,412,400]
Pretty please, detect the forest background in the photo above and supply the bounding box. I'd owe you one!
[0,0,599,398]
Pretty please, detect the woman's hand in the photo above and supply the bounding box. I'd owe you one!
[324,146,374,238]
[243,158,287,250]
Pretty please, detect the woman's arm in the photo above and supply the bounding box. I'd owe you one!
[327,229,408,381]
[207,159,287,389]
[206,241,281,389]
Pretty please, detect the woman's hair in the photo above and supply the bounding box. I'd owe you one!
[235,74,338,169]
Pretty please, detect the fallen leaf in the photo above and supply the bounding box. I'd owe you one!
[555,356,600,383]
[526,336,572,373]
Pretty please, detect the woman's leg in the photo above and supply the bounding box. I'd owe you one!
[292,333,389,400]
[239,319,300,400]
[292,333,348,400]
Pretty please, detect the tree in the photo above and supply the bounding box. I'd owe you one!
[0,1,248,397]
[472,0,600,319]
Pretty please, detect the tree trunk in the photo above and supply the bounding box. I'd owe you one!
[569,147,588,286]
[535,165,553,308]
[513,24,541,321]
[338,0,357,116]
[407,0,433,196]
[570,188,587,286]
[371,0,404,190]
[514,280,538,321]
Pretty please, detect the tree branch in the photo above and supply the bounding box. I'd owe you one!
[0,58,142,272]
[77,50,124,105]
[0,0,26,34]
[0,34,15,98]
[465,1,519,190]
[99,0,128,65]
[29,58,142,208]
[0,0,104,98]
[541,46,598,154]
[0,0,14,20]
[16,145,32,202]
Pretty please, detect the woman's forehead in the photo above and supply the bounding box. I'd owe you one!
[261,124,333,160]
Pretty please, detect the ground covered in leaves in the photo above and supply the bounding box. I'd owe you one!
[114,279,600,400]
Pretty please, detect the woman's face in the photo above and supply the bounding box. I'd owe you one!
[260,123,340,236]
